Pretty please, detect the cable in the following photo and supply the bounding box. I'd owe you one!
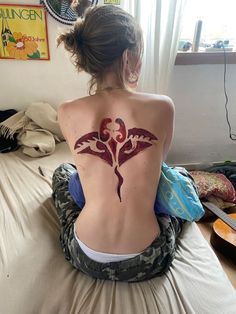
[222,43,236,140]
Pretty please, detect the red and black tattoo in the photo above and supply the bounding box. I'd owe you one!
[74,118,158,201]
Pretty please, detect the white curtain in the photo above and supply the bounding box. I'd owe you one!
[121,0,187,94]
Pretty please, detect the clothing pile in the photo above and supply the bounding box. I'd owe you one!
[0,102,64,157]
[0,109,19,153]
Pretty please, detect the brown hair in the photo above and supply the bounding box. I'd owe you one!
[57,5,143,95]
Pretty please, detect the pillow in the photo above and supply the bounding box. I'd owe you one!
[189,171,236,203]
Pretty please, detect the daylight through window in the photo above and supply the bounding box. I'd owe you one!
[179,0,236,52]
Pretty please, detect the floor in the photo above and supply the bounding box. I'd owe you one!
[197,206,236,289]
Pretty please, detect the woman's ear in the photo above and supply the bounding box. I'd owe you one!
[122,49,129,72]
[123,49,140,89]
[122,49,131,87]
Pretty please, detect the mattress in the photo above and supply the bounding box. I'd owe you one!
[0,142,235,314]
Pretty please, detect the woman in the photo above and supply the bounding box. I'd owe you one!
[52,5,183,282]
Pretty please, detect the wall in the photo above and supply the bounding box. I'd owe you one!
[1,0,236,164]
[0,0,90,110]
[168,64,236,164]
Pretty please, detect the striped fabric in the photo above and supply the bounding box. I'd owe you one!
[60,0,78,19]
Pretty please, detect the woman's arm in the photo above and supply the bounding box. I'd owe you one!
[161,97,175,162]
[57,101,72,143]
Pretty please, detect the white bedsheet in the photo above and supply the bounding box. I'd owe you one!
[0,142,235,314]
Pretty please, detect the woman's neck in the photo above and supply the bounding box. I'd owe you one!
[96,72,125,91]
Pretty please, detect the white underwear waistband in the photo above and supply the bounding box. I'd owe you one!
[73,224,141,263]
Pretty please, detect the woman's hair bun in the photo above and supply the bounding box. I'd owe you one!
[65,32,76,48]
[57,20,85,55]
[57,30,76,54]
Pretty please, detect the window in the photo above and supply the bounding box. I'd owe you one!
[176,0,236,64]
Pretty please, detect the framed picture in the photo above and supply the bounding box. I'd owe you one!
[40,0,99,25]
[0,4,50,61]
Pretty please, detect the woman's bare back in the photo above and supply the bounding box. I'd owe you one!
[58,89,174,254]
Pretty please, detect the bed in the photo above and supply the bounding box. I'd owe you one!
[0,142,235,314]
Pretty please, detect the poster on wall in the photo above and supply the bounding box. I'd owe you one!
[0,4,50,60]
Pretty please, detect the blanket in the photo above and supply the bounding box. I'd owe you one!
[0,102,64,157]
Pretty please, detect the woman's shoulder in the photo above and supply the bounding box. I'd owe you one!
[58,95,91,112]
[133,91,173,104]
[57,97,91,138]
[131,92,175,114]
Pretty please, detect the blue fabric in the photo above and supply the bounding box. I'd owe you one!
[154,163,205,221]
[68,172,85,209]
[68,163,205,222]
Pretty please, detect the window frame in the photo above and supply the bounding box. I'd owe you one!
[175,51,236,65]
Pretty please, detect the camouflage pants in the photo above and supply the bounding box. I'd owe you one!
[52,163,184,282]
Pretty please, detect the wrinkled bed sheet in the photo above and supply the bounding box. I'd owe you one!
[0,142,235,314]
